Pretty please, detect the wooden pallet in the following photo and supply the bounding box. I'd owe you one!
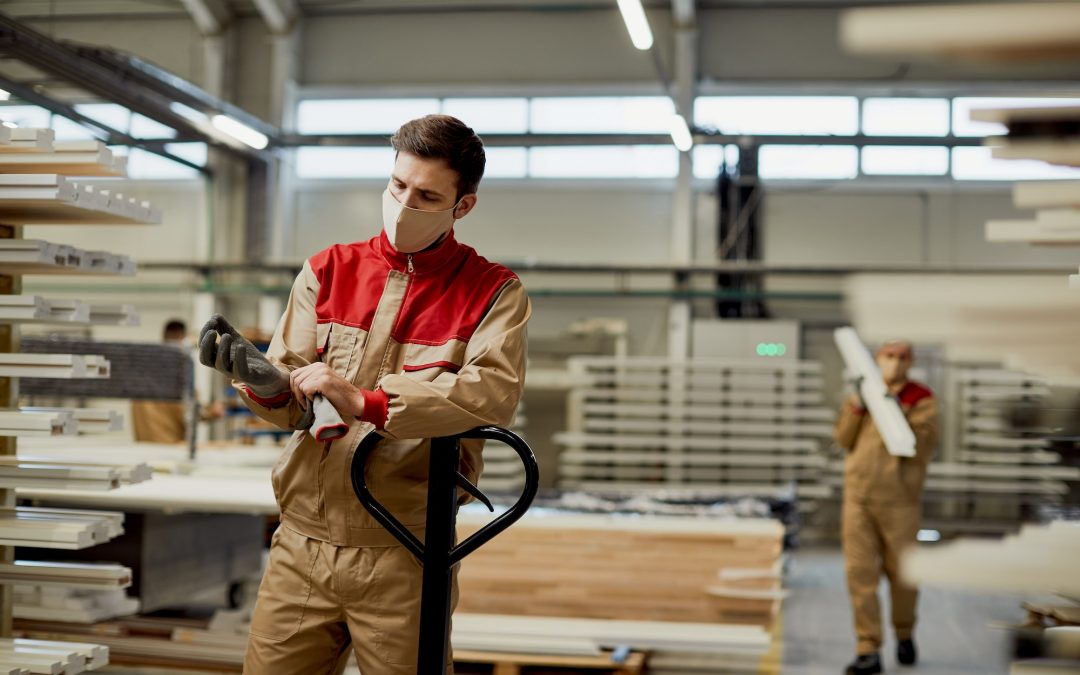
[455,649,646,675]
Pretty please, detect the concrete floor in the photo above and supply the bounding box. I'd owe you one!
[783,548,1025,675]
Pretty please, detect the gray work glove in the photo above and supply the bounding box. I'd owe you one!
[199,315,288,399]
[198,314,348,441]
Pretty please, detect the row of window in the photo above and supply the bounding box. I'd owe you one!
[297,95,1080,139]
[4,96,1079,181]
[296,144,1080,181]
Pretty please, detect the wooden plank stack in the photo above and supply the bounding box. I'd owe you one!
[0,125,162,672]
[555,357,834,505]
[454,511,784,672]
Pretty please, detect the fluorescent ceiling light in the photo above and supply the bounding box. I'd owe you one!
[211,114,269,150]
[1,122,15,129]
[616,0,654,50]
[0,89,10,102]
[669,114,693,152]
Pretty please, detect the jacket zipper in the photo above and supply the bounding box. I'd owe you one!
[407,254,414,274]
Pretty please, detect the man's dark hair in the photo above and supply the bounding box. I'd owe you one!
[163,319,186,341]
[391,115,486,200]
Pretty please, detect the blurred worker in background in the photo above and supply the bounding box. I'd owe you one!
[834,340,940,675]
[131,319,224,443]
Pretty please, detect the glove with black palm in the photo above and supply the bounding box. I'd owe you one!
[198,314,348,441]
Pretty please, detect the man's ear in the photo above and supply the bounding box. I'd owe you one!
[454,194,477,220]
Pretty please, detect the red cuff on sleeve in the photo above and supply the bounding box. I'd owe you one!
[359,389,389,430]
[850,403,868,416]
[245,387,292,409]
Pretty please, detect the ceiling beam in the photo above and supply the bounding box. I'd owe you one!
[673,0,696,24]
[177,0,232,35]
[252,0,299,33]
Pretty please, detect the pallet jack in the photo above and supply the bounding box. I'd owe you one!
[352,427,539,675]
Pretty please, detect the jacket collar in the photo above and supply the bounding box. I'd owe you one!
[377,229,463,275]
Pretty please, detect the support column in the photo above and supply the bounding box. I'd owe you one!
[668,0,697,361]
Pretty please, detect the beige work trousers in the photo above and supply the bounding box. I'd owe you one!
[243,525,457,674]
[842,499,921,656]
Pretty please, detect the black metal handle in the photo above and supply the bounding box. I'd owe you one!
[350,426,539,566]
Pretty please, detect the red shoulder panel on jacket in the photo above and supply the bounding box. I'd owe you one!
[898,381,934,408]
[393,245,518,345]
[308,240,390,330]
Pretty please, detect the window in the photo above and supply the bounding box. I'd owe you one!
[759,145,858,180]
[442,98,528,133]
[952,97,1080,137]
[951,146,1080,180]
[483,147,528,178]
[51,115,98,140]
[74,103,131,133]
[164,142,209,167]
[862,98,949,137]
[296,147,395,179]
[130,113,177,139]
[861,146,949,176]
[123,148,200,180]
[692,145,740,179]
[695,97,859,136]
[529,145,678,178]
[530,97,674,134]
[297,99,441,134]
[0,105,51,128]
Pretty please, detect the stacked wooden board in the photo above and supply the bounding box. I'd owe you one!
[13,586,138,624]
[978,105,1080,257]
[904,520,1080,595]
[0,240,135,277]
[840,2,1080,61]
[555,357,834,505]
[0,355,110,380]
[0,638,108,675]
[0,126,161,672]
[455,511,784,672]
[0,174,159,226]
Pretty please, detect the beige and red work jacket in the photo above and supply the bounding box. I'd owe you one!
[833,380,939,504]
[237,231,531,547]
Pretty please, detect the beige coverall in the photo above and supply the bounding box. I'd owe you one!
[833,382,939,656]
[236,235,530,673]
[130,400,187,443]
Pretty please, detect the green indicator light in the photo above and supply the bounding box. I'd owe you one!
[778,344,787,356]
[756,343,767,356]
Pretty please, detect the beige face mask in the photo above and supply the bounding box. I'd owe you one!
[382,187,462,254]
[876,355,909,386]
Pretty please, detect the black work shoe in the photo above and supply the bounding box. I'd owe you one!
[845,653,883,675]
[897,639,917,666]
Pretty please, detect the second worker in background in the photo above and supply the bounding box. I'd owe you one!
[834,340,939,675]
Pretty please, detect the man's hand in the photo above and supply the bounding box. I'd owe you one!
[198,315,289,399]
[845,375,866,409]
[289,363,365,418]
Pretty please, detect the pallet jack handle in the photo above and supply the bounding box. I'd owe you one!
[351,427,540,674]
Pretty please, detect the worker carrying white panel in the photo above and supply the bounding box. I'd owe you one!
[832,330,940,675]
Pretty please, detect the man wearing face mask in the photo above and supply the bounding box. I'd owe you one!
[834,340,939,675]
[229,115,530,674]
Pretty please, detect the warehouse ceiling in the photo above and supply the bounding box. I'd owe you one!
[0,0,1022,21]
